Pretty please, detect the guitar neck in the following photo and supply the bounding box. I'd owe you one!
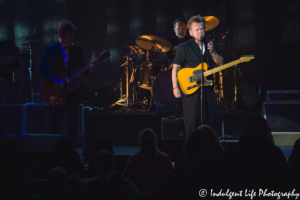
[204,59,242,77]
[67,64,90,82]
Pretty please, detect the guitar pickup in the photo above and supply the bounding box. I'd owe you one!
[64,78,70,83]
[188,75,196,83]
[187,84,199,90]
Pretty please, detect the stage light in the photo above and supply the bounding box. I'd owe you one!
[43,19,59,44]
[0,26,7,40]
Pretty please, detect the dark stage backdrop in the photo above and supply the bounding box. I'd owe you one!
[0,0,299,106]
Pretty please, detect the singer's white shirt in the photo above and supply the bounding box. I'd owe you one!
[199,44,205,55]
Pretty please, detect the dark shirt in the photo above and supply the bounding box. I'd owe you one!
[123,150,173,193]
[39,42,86,84]
[173,37,222,70]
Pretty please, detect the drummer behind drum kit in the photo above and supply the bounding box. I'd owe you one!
[110,16,223,112]
[110,34,177,111]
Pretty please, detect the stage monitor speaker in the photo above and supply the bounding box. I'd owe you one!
[161,118,185,140]
[22,134,83,178]
[157,139,184,162]
[24,103,84,135]
[271,132,300,146]
[267,90,300,101]
[264,101,300,146]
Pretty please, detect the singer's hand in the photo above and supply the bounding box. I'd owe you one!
[173,87,181,98]
[207,41,214,53]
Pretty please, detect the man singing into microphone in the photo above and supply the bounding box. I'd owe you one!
[171,15,223,139]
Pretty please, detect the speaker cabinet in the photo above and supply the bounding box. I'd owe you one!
[161,118,185,140]
[24,103,84,135]
[264,101,300,146]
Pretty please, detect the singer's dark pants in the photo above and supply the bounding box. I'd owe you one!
[182,86,217,140]
[50,89,79,145]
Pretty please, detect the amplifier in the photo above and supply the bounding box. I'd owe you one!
[161,117,185,140]
[24,103,84,135]
[267,90,300,101]
[263,101,300,146]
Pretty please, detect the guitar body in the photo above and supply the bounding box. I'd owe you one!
[177,62,213,95]
[39,69,78,106]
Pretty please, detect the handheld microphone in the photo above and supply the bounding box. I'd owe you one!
[200,34,206,42]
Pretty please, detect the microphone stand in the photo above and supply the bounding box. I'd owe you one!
[200,41,204,125]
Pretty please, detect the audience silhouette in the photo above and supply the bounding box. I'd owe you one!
[1,114,298,199]
[124,128,173,194]
[222,114,289,190]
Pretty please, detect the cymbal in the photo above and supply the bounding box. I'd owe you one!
[136,35,172,52]
[124,45,145,54]
[203,16,220,31]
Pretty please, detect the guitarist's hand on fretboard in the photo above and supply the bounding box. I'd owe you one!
[88,59,95,74]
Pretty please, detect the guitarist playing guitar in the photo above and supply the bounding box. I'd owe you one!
[172,15,224,140]
[39,21,95,146]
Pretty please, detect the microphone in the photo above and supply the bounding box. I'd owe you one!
[222,28,230,39]
[200,34,206,42]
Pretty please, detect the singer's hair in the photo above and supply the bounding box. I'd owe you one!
[173,17,187,27]
[187,15,205,30]
[58,21,76,35]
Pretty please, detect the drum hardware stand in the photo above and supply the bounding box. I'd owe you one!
[214,73,232,112]
[223,27,239,111]
[25,28,38,103]
[148,76,156,111]
[218,97,233,141]
[109,51,135,110]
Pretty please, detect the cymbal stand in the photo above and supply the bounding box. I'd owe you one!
[109,52,134,110]
[27,28,37,103]
[218,97,233,141]
[223,27,238,111]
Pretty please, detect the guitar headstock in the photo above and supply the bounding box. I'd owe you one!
[92,50,111,63]
[240,55,254,62]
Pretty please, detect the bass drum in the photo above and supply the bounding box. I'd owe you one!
[152,68,182,111]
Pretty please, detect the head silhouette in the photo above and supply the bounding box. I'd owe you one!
[244,115,268,140]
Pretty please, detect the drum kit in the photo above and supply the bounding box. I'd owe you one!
[110,35,174,111]
[0,38,22,103]
[110,16,222,112]
[0,28,39,104]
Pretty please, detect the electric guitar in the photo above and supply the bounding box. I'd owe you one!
[177,55,254,95]
[39,50,110,106]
